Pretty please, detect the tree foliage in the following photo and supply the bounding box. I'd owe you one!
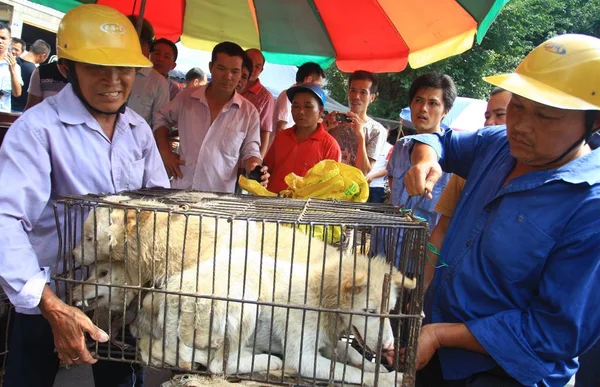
[324,0,600,120]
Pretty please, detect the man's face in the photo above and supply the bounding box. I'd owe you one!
[236,67,250,93]
[149,42,176,77]
[246,49,264,83]
[410,87,447,133]
[348,79,375,115]
[291,92,322,129]
[0,29,11,55]
[11,42,23,57]
[484,91,512,126]
[74,62,136,115]
[506,95,587,167]
[209,53,242,95]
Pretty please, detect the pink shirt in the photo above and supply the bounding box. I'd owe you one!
[242,78,275,133]
[155,84,261,193]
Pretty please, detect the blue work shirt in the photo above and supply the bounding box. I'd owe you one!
[0,84,170,314]
[414,127,600,386]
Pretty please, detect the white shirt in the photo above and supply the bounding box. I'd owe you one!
[273,88,294,130]
[0,60,23,112]
[370,142,393,188]
[154,84,261,193]
[128,67,170,128]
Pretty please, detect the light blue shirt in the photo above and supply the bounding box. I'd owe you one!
[414,127,600,386]
[369,137,450,266]
[128,67,170,128]
[0,60,23,113]
[0,84,170,314]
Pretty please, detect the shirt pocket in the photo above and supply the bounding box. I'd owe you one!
[125,158,146,190]
[482,209,555,283]
[220,131,246,159]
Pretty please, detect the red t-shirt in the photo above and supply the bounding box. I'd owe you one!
[264,123,341,193]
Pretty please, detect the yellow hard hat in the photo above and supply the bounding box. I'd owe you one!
[484,34,600,110]
[57,4,152,68]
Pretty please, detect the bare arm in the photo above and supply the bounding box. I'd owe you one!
[154,126,184,179]
[424,214,450,291]
[260,131,270,158]
[366,167,387,183]
[275,120,288,133]
[8,54,22,97]
[39,285,109,366]
[417,322,487,370]
[405,143,442,198]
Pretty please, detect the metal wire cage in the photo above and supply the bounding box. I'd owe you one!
[0,290,12,385]
[53,189,428,386]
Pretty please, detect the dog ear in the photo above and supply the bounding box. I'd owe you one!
[393,272,416,290]
[342,273,368,296]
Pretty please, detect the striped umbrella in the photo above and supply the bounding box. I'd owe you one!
[31,0,510,73]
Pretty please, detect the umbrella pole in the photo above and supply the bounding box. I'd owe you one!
[134,0,148,37]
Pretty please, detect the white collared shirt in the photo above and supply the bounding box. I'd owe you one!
[128,67,170,128]
[155,84,261,193]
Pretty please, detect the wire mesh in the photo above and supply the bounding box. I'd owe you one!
[53,189,428,386]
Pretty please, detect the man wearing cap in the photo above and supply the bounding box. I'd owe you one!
[0,5,169,387]
[401,34,600,386]
[263,83,341,193]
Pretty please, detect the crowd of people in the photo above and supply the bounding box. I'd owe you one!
[0,3,598,387]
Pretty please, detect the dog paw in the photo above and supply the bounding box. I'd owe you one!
[267,355,283,370]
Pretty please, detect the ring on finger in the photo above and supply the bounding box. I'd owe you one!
[72,356,80,361]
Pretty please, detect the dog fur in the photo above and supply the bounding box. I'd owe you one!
[133,247,413,385]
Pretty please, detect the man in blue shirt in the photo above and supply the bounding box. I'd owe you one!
[403,34,600,386]
[370,73,455,268]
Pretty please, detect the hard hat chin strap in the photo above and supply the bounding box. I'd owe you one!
[543,134,587,166]
[65,61,127,116]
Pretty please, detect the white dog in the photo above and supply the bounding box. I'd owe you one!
[130,248,283,373]
[132,247,413,386]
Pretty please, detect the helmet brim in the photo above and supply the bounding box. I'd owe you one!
[58,47,152,68]
[484,72,600,111]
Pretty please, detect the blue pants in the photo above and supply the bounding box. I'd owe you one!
[416,353,523,387]
[3,312,143,387]
[367,187,386,203]
[576,338,600,387]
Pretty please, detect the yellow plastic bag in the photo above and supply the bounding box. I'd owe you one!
[237,161,369,243]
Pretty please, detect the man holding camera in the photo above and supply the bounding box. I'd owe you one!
[324,70,387,175]
[0,22,22,112]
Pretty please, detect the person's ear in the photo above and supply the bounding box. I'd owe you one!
[57,63,68,79]
[370,92,377,103]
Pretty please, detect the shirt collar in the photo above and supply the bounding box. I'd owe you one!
[550,147,600,185]
[137,67,152,77]
[291,123,328,141]
[54,83,144,130]
[244,78,263,95]
[192,83,241,110]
